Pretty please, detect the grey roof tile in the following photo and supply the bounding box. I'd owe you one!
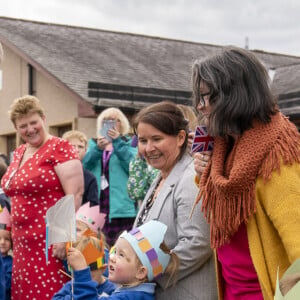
[0,16,299,105]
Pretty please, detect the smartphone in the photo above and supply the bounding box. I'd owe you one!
[100,120,116,142]
[191,125,214,153]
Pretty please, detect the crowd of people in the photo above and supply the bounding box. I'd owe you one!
[0,43,300,300]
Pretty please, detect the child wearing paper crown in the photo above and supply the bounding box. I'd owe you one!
[63,220,179,300]
[52,231,115,299]
[0,206,12,300]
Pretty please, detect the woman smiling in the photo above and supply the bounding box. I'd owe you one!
[1,95,84,299]
[132,101,217,300]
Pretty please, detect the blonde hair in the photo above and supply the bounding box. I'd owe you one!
[62,130,88,146]
[132,241,179,287]
[76,220,108,248]
[96,107,130,137]
[8,95,45,126]
[76,219,90,233]
[73,235,104,253]
[177,104,198,131]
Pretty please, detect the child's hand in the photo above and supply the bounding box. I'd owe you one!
[52,242,67,260]
[67,247,87,271]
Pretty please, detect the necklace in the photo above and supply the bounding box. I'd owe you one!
[137,177,162,226]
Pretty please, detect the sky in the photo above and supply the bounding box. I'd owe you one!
[0,0,299,56]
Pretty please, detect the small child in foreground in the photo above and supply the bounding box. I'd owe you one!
[52,228,116,300]
[64,220,179,300]
[52,231,115,299]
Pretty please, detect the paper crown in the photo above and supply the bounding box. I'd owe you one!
[120,220,170,281]
[66,231,105,271]
[76,202,106,233]
[81,233,105,271]
[0,206,11,231]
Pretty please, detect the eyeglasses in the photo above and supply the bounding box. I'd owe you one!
[198,92,211,107]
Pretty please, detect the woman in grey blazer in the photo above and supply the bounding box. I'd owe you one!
[132,101,217,300]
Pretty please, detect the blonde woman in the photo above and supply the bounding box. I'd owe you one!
[83,108,137,246]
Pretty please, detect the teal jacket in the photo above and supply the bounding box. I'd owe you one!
[83,137,137,222]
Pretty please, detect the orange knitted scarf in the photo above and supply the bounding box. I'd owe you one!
[194,113,300,249]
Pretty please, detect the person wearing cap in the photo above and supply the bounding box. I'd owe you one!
[0,206,12,300]
[61,220,179,300]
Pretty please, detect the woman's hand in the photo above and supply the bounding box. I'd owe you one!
[193,151,212,178]
[97,136,110,150]
[52,242,67,260]
[107,127,120,141]
[67,247,87,271]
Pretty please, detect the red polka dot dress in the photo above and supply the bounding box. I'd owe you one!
[1,136,78,299]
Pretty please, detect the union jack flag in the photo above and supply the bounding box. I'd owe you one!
[191,125,214,153]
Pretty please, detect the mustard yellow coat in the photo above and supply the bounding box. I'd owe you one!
[247,162,300,299]
[214,162,300,300]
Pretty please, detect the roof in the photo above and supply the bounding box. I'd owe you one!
[0,16,299,109]
[272,62,300,119]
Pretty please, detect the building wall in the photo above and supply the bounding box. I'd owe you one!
[0,45,97,157]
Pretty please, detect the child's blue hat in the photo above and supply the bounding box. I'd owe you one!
[120,220,170,281]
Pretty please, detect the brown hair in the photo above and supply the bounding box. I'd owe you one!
[133,101,189,159]
[130,241,179,287]
[159,241,179,287]
[8,95,45,126]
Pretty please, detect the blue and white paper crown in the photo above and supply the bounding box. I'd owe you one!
[120,220,170,281]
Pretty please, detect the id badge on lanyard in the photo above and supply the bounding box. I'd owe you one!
[101,150,111,190]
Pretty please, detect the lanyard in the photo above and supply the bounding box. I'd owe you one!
[102,150,112,171]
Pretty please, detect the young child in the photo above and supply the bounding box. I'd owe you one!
[62,130,99,206]
[53,231,115,299]
[0,206,12,300]
[65,220,179,300]
[75,202,109,277]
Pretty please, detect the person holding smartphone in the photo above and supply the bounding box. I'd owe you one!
[83,107,137,246]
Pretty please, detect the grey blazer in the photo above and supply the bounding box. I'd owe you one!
[133,154,217,300]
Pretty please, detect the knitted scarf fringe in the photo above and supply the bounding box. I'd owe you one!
[193,114,300,249]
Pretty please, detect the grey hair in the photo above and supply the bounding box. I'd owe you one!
[192,46,277,137]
